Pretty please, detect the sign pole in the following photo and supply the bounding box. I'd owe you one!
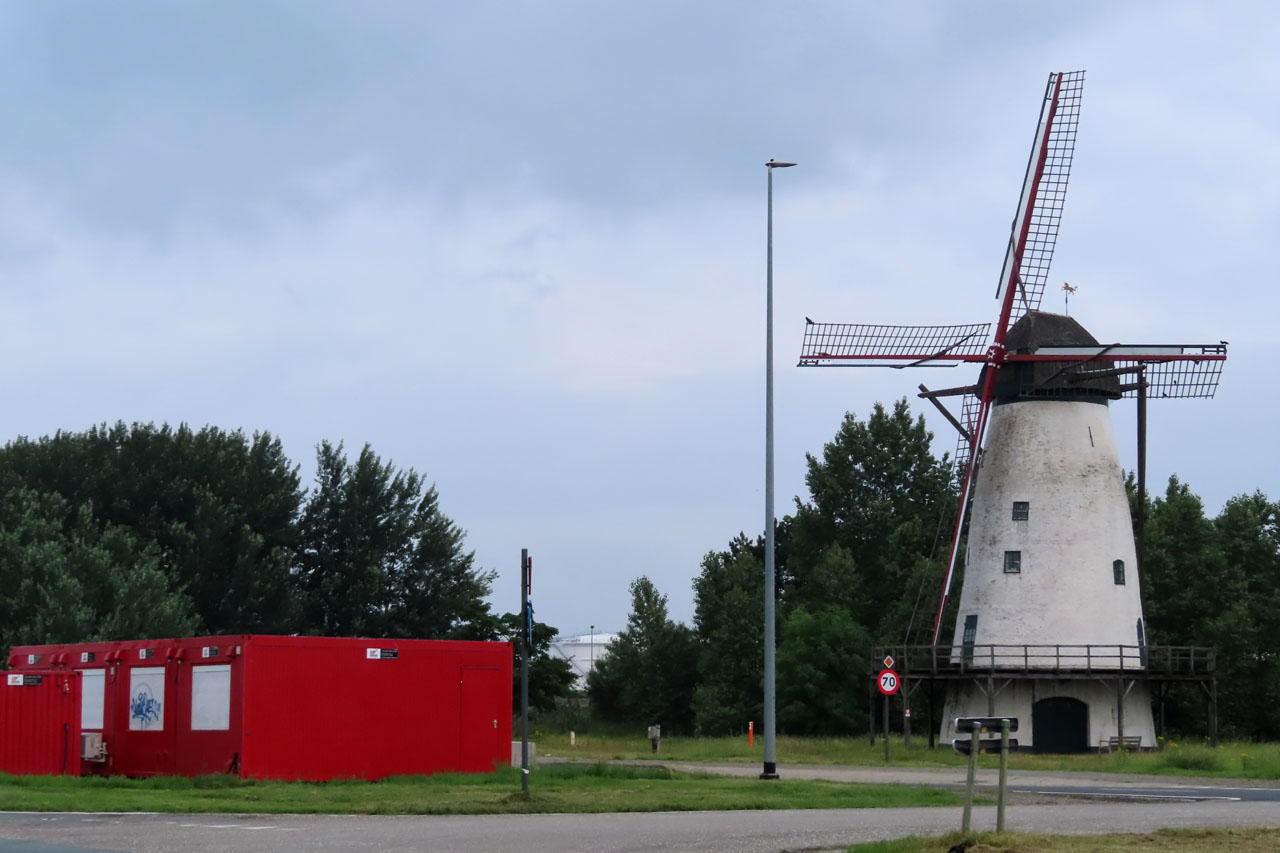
[876,663,898,763]
[954,716,1019,833]
[520,549,531,795]
[962,725,977,832]
[882,691,889,762]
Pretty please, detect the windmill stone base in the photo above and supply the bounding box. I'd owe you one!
[940,678,1155,752]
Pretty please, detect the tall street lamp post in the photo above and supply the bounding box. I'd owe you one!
[762,158,795,780]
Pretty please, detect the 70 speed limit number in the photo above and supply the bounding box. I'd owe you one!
[877,669,900,696]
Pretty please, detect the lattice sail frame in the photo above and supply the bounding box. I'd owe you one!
[1006,344,1228,399]
[952,392,983,478]
[997,70,1085,329]
[799,322,991,366]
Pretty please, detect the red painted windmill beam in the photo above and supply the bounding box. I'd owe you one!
[1007,352,1227,363]
[799,349,1226,365]
[798,353,989,363]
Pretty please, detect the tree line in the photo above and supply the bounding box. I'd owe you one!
[588,400,1280,741]
[5,409,1275,741]
[0,422,573,709]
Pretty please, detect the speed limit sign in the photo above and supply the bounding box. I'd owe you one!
[877,669,900,696]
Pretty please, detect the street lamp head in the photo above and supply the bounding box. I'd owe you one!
[766,160,797,169]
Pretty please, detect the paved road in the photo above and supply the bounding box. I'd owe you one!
[653,761,1280,802]
[2,801,1280,853]
[4,764,1279,852]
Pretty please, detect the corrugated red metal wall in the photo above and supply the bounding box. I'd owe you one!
[0,671,80,775]
[6,635,511,781]
[240,636,511,780]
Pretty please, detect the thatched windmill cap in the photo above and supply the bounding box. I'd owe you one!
[1005,310,1099,351]
[996,310,1122,401]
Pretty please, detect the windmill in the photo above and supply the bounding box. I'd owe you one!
[798,71,1226,751]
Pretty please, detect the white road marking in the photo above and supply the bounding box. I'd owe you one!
[173,821,301,831]
[1033,790,1241,802]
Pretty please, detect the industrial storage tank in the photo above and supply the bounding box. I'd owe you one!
[548,631,617,688]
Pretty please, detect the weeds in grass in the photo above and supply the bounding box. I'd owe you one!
[1159,745,1223,772]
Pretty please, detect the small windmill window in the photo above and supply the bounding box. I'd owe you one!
[1012,501,1029,520]
[1113,559,1125,585]
[962,614,978,663]
[1003,550,1021,573]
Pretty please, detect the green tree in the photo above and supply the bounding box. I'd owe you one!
[691,538,763,734]
[0,423,301,634]
[0,487,197,651]
[1142,477,1239,644]
[1211,491,1280,739]
[1141,476,1250,736]
[588,577,697,733]
[294,440,497,639]
[787,400,953,644]
[777,605,869,735]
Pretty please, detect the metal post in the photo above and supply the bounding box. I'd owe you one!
[868,677,876,746]
[1158,682,1166,740]
[1116,676,1125,746]
[520,548,531,794]
[903,681,911,749]
[927,680,935,750]
[1210,678,1219,747]
[761,158,794,781]
[962,726,978,832]
[1137,368,1147,576]
[997,719,1010,832]
[882,691,890,762]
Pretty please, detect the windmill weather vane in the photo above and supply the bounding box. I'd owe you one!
[798,70,1227,751]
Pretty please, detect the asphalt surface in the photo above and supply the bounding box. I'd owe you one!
[653,760,1280,802]
[3,802,1280,853]
[2,764,1278,852]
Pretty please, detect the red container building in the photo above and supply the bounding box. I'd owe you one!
[5,635,512,781]
[0,670,81,776]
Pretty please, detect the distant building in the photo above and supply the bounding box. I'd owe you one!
[549,631,617,689]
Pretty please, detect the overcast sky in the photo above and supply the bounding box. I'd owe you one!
[1,2,1275,637]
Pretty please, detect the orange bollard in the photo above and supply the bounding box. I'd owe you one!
[749,721,754,748]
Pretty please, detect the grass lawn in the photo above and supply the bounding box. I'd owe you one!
[849,827,1280,852]
[535,733,1280,779]
[0,763,961,815]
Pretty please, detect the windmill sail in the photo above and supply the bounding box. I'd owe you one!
[995,70,1085,331]
[950,391,983,480]
[799,322,991,366]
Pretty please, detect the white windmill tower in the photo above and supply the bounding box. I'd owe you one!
[798,71,1226,751]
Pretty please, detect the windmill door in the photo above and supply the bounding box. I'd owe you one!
[1032,697,1088,753]
[458,666,504,773]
